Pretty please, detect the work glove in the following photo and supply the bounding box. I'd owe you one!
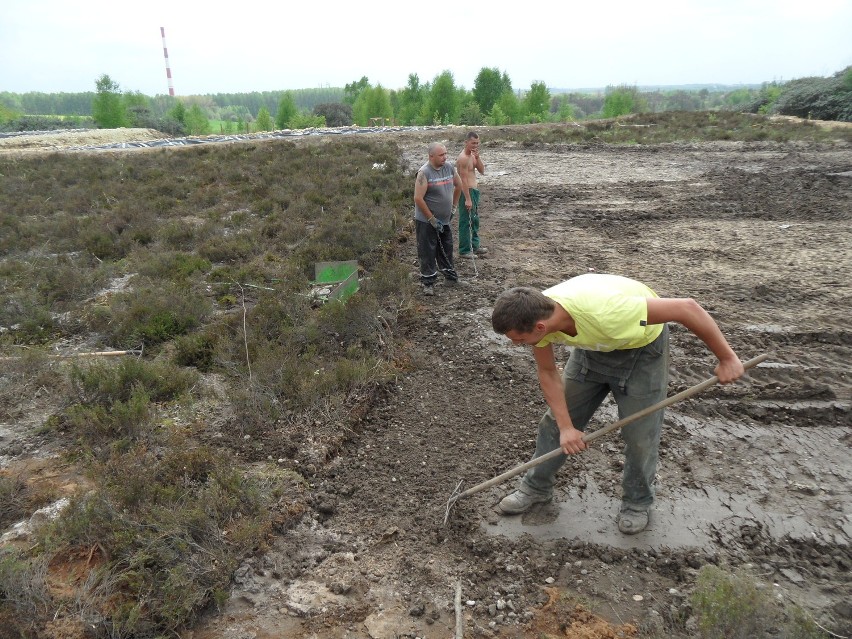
[451,205,458,220]
[429,216,445,233]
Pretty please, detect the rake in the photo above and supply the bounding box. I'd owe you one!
[443,353,770,525]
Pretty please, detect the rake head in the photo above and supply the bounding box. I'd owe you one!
[443,479,465,526]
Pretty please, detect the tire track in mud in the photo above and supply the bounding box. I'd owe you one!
[473,141,852,631]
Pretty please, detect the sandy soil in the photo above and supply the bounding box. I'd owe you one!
[2,127,851,638]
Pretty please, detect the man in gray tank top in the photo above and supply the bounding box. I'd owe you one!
[413,142,468,295]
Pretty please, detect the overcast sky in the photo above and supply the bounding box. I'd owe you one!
[2,0,850,96]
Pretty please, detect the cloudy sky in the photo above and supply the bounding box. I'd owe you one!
[2,0,850,96]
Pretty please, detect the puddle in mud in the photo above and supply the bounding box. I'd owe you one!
[483,476,829,550]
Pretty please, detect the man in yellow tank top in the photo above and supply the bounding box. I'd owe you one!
[491,273,745,534]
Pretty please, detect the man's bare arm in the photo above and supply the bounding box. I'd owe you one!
[473,151,485,175]
[452,167,464,209]
[413,171,433,219]
[645,297,744,383]
[533,345,586,454]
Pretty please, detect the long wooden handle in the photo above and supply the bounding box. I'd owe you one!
[449,353,770,503]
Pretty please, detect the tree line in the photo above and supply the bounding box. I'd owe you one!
[1,66,849,135]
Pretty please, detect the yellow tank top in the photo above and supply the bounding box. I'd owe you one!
[536,274,663,352]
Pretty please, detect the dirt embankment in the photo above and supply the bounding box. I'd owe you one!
[0,128,166,151]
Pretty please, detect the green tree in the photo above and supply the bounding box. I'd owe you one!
[352,85,393,126]
[459,101,484,125]
[523,81,551,123]
[663,90,702,112]
[602,85,646,118]
[551,95,576,121]
[473,67,512,114]
[757,84,783,114]
[275,92,298,129]
[123,91,152,127]
[185,104,211,135]
[842,66,852,91]
[724,87,757,107]
[92,74,129,128]
[0,101,19,125]
[313,102,352,127]
[487,104,509,125]
[494,90,522,124]
[344,76,370,106]
[425,71,460,124]
[168,100,187,125]
[290,112,326,129]
[397,73,426,125]
[256,106,273,131]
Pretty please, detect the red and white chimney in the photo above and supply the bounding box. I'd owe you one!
[160,27,175,96]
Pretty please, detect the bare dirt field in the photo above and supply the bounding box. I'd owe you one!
[2,126,851,638]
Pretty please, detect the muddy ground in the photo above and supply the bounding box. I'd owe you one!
[185,133,852,638]
[2,127,851,638]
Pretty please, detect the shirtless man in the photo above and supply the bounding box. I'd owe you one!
[456,131,487,258]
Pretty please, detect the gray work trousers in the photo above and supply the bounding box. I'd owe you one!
[519,325,669,511]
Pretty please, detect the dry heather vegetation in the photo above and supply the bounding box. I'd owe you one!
[0,112,850,638]
[1,133,413,637]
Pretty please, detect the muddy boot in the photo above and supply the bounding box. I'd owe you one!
[618,507,649,534]
[498,489,552,514]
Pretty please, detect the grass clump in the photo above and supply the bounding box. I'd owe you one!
[96,280,212,349]
[54,358,197,454]
[690,564,831,638]
[0,550,50,635]
[30,440,292,639]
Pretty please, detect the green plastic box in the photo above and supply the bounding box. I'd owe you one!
[312,260,359,302]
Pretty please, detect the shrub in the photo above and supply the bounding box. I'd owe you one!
[772,70,852,121]
[690,565,828,638]
[199,233,258,263]
[159,220,198,249]
[0,550,50,632]
[289,112,326,129]
[173,331,217,371]
[0,475,30,529]
[64,386,153,447]
[99,281,211,349]
[69,357,197,407]
[36,444,279,638]
[1,301,57,345]
[135,249,211,280]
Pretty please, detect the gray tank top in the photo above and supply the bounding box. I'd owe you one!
[414,161,455,223]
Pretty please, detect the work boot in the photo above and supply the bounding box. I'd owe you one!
[474,246,489,255]
[458,252,475,259]
[422,284,435,296]
[617,507,649,534]
[498,490,552,514]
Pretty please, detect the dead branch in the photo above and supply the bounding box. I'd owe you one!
[455,578,463,639]
[0,349,142,361]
